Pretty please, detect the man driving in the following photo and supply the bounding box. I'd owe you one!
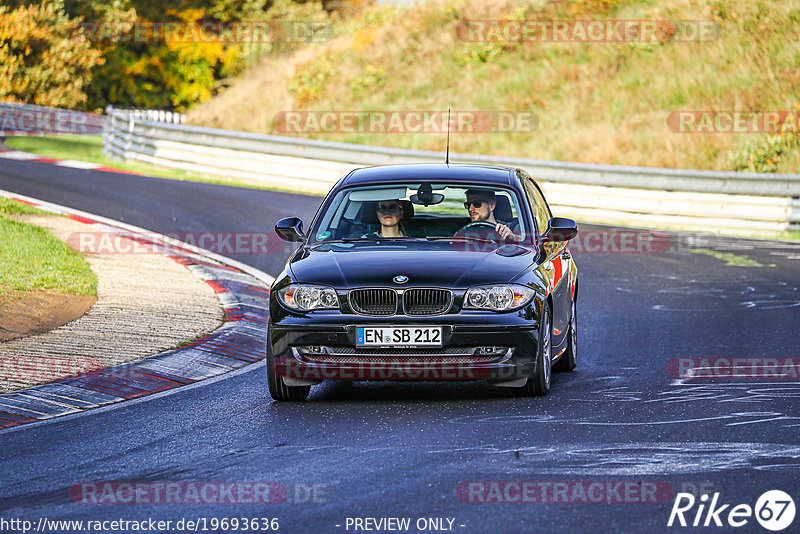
[460,189,521,242]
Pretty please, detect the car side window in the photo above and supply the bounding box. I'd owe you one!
[521,172,552,235]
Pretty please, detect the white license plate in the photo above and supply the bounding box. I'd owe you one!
[356,326,442,347]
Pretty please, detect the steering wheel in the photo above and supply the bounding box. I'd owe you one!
[460,221,497,232]
[455,221,504,241]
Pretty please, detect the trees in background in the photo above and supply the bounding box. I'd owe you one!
[0,1,102,108]
[0,0,361,111]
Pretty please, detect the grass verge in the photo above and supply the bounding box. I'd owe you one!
[188,0,800,174]
[3,135,311,193]
[575,215,800,243]
[0,197,48,216]
[0,201,97,296]
[690,249,773,267]
[4,135,796,242]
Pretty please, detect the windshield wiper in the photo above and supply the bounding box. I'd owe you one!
[424,236,495,244]
[310,238,374,245]
[311,236,413,246]
[347,237,420,242]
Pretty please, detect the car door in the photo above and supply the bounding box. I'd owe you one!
[521,171,571,349]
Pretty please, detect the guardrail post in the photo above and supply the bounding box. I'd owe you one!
[124,111,134,157]
[102,105,112,157]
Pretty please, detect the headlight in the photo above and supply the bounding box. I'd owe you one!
[278,285,339,311]
[463,284,534,311]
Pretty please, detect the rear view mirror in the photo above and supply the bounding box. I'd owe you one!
[409,183,444,206]
[409,193,444,206]
[275,217,306,242]
[541,217,578,243]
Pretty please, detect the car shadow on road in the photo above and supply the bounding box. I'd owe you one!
[302,379,549,403]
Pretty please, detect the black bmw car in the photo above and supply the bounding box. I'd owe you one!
[267,164,578,401]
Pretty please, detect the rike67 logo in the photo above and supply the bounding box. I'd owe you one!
[668,490,796,531]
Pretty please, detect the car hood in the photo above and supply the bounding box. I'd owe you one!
[289,242,535,288]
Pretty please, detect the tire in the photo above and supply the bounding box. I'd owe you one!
[266,326,310,402]
[516,306,552,397]
[554,298,577,372]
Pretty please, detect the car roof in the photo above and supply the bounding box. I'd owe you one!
[339,164,517,187]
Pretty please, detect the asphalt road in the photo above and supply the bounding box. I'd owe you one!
[1,160,800,534]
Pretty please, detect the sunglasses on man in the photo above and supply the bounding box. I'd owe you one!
[464,200,490,209]
[377,203,402,213]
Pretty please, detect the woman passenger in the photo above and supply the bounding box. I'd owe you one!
[373,200,406,238]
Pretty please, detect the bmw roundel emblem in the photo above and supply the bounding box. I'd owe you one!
[393,275,409,284]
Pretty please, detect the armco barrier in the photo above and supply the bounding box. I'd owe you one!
[0,102,105,136]
[102,106,800,233]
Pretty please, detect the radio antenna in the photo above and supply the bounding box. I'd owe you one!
[445,108,451,166]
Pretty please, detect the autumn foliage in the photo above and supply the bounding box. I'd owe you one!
[85,8,238,112]
[1,0,349,112]
[0,1,102,108]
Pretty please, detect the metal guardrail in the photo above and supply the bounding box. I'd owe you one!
[1,101,104,136]
[103,105,185,125]
[0,102,73,112]
[103,106,800,233]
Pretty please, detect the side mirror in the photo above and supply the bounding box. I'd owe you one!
[541,217,578,243]
[275,217,306,243]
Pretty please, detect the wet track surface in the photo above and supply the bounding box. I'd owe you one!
[1,160,799,533]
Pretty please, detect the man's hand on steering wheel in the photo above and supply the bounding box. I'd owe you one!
[493,222,520,241]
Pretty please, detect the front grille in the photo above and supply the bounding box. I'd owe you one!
[404,288,452,315]
[327,346,468,355]
[349,288,397,315]
[295,346,511,365]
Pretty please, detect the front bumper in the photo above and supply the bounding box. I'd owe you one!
[269,318,539,383]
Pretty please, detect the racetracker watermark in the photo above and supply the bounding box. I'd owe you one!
[75,20,331,43]
[449,228,673,253]
[70,482,284,504]
[457,481,673,503]
[66,232,291,255]
[568,229,671,253]
[69,482,332,505]
[0,356,103,383]
[667,357,800,380]
[667,111,800,134]
[275,359,522,381]
[272,111,538,134]
[456,20,717,42]
[0,109,103,135]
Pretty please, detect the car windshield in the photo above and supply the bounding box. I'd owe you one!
[310,183,527,243]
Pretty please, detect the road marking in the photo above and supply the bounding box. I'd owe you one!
[54,160,101,169]
[0,150,40,160]
[0,189,276,431]
[0,189,274,286]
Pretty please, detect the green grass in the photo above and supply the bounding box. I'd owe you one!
[0,197,48,216]
[690,249,774,267]
[577,215,800,242]
[6,134,196,180]
[188,0,800,174]
[5,135,104,163]
[4,135,313,194]
[0,214,97,295]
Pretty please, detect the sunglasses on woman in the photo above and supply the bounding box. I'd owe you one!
[377,203,402,213]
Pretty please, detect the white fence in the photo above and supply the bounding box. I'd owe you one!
[104,106,185,125]
[103,106,800,233]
